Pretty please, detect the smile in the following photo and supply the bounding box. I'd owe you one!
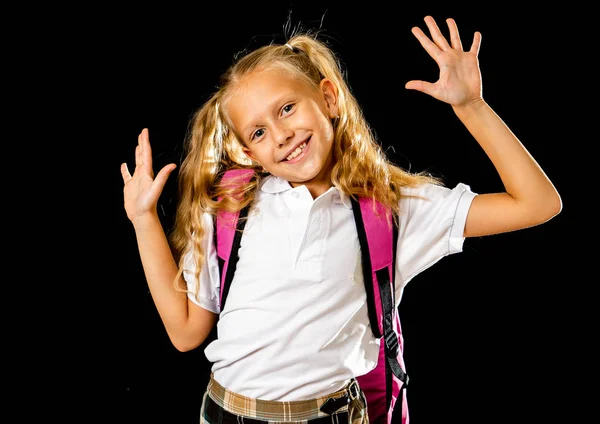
[283,139,310,164]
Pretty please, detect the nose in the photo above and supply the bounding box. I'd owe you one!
[271,122,294,148]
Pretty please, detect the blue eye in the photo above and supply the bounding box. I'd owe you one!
[251,128,265,141]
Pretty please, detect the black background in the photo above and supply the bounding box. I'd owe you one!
[43,2,584,423]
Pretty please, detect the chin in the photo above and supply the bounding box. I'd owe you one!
[290,168,321,184]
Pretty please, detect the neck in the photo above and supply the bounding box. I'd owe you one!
[289,162,334,199]
[290,180,332,199]
[290,155,335,199]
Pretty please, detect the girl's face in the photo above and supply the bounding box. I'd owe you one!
[226,67,338,198]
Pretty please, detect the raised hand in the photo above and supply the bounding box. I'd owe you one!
[120,128,177,224]
[405,16,482,107]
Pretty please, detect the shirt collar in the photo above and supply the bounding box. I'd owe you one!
[260,175,352,209]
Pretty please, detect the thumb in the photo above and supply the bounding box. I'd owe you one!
[152,163,177,193]
[405,80,434,95]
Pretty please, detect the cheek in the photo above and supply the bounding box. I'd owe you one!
[318,116,335,146]
[248,144,273,164]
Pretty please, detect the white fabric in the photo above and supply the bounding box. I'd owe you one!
[184,175,476,401]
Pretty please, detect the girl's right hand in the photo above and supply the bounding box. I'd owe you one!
[120,128,177,225]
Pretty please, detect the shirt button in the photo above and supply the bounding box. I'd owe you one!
[291,191,299,198]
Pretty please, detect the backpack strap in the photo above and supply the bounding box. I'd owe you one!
[351,197,409,385]
[214,168,255,312]
[351,198,385,339]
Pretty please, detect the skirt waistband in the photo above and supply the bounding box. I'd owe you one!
[206,373,361,421]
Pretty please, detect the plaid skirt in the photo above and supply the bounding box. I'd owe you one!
[200,374,369,424]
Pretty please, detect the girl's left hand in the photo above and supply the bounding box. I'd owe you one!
[405,16,483,108]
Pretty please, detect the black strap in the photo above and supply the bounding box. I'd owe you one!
[218,203,251,312]
[319,379,361,415]
[351,198,383,339]
[377,267,409,386]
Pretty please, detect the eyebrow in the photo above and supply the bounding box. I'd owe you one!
[241,93,295,137]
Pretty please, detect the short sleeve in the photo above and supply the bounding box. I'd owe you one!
[182,212,221,314]
[395,182,477,298]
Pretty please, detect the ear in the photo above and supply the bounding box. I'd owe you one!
[242,146,258,163]
[320,78,339,118]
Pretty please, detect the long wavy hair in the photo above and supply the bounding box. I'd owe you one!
[170,30,441,297]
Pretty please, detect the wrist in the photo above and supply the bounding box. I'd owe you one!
[132,211,163,232]
[452,97,487,119]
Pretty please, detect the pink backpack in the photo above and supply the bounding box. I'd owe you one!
[214,168,410,424]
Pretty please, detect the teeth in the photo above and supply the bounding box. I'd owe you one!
[287,142,307,161]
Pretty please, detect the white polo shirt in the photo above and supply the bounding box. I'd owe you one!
[184,175,476,401]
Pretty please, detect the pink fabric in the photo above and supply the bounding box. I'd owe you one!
[358,197,393,336]
[395,312,409,424]
[358,198,393,270]
[216,168,254,299]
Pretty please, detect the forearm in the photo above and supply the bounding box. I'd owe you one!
[454,100,561,215]
[132,213,191,337]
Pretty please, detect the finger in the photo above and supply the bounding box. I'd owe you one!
[404,79,437,98]
[469,31,482,56]
[140,128,154,169]
[151,163,177,196]
[121,162,132,183]
[135,144,142,168]
[410,26,441,61]
[135,131,143,166]
[446,18,463,51]
[423,15,451,51]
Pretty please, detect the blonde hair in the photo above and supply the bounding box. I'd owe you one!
[170,30,441,297]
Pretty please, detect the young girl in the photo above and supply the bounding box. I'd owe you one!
[121,15,561,424]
